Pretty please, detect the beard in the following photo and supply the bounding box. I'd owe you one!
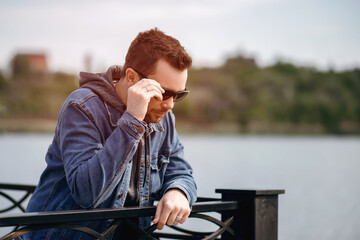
[144,110,168,123]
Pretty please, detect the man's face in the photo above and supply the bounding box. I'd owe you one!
[144,59,188,123]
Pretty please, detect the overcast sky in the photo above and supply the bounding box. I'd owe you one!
[0,0,359,73]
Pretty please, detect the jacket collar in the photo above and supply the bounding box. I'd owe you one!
[147,122,165,135]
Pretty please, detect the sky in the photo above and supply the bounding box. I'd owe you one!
[0,0,359,73]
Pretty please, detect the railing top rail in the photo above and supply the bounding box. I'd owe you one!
[0,184,36,192]
[216,189,285,196]
[0,201,238,227]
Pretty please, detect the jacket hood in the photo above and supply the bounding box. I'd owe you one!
[79,65,126,113]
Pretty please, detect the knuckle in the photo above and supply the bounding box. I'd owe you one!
[128,87,135,94]
[164,202,174,210]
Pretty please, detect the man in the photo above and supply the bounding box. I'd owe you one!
[24,28,197,239]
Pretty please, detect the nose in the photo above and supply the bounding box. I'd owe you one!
[161,97,175,110]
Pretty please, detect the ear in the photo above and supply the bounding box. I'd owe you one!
[125,68,140,87]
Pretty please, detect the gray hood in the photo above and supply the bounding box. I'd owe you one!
[79,65,126,113]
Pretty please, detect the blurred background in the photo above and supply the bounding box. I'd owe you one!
[0,0,359,239]
[0,0,359,134]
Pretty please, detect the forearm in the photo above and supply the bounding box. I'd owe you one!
[159,146,197,206]
[159,112,197,206]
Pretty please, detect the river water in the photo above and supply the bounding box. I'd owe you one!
[0,133,359,239]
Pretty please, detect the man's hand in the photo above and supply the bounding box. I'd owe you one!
[126,79,164,121]
[153,189,191,230]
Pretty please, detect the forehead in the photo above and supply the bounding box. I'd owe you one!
[150,59,188,91]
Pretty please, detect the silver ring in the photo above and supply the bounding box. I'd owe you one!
[176,216,182,222]
[145,87,149,92]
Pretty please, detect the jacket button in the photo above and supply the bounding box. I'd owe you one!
[133,124,144,134]
[118,193,123,199]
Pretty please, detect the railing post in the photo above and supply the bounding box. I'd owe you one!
[216,189,285,240]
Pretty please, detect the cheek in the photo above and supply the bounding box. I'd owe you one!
[147,99,158,112]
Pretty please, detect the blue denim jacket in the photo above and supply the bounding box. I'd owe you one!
[24,88,197,239]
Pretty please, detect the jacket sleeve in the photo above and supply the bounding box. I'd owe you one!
[58,101,145,209]
[159,112,197,207]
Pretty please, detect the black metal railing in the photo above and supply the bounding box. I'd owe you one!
[0,183,284,240]
[0,184,35,214]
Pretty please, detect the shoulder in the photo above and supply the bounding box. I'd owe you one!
[62,88,107,113]
[59,88,106,120]
[66,88,99,104]
[56,88,113,136]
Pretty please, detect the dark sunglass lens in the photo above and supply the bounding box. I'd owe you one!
[162,89,189,102]
[174,91,188,102]
[162,90,174,100]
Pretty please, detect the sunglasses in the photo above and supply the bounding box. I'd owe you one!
[133,68,189,102]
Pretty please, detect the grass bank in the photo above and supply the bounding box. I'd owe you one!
[0,117,57,133]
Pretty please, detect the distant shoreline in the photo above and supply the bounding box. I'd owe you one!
[1,117,359,135]
[0,117,57,133]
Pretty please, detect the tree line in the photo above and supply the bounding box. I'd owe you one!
[175,56,360,134]
[0,55,359,134]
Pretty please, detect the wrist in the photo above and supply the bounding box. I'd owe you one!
[126,108,145,122]
[166,188,188,200]
[120,111,148,134]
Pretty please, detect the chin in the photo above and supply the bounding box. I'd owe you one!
[144,114,165,124]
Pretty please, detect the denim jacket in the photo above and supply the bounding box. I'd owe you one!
[24,87,197,239]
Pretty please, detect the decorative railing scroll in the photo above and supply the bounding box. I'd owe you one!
[0,184,35,214]
[0,183,284,240]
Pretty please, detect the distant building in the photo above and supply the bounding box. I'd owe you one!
[25,54,48,72]
[11,53,48,76]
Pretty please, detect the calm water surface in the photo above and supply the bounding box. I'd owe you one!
[0,133,359,240]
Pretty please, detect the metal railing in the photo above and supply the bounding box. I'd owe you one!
[0,183,284,240]
[0,184,35,214]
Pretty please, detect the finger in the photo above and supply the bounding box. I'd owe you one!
[153,82,165,93]
[146,82,165,94]
[143,85,163,96]
[180,209,191,224]
[137,81,163,98]
[166,211,179,226]
[146,89,163,101]
[153,200,163,224]
[173,215,182,226]
[142,84,163,101]
[139,79,165,93]
[157,205,172,230]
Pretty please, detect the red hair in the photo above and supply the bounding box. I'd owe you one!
[122,28,192,77]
